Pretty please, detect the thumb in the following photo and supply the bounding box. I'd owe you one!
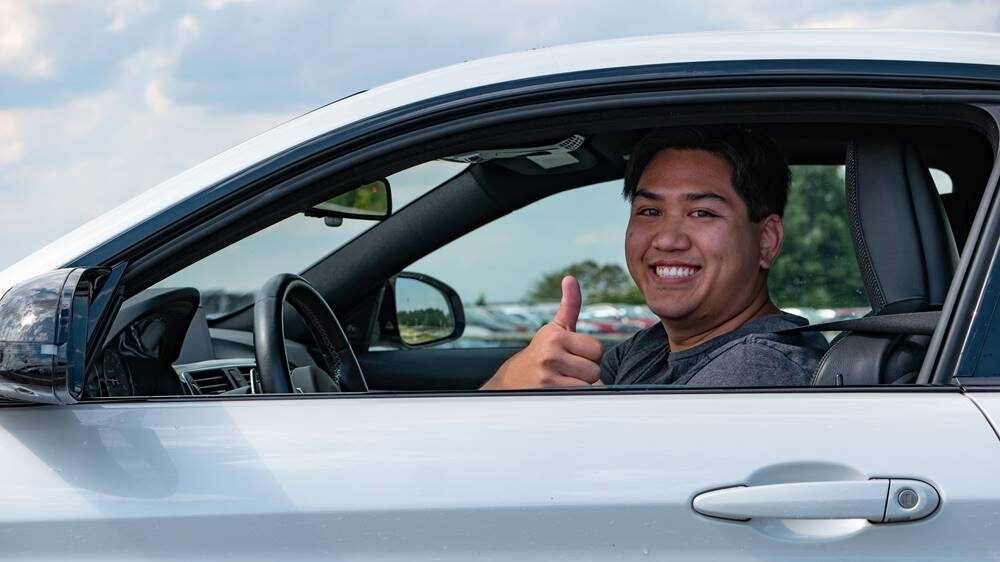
[552,275,582,332]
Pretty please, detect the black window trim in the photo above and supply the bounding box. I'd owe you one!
[930,104,1000,384]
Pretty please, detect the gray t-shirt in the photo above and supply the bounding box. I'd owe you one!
[600,313,829,387]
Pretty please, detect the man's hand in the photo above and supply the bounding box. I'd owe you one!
[480,276,605,389]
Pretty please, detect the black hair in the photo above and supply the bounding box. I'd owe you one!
[623,126,790,222]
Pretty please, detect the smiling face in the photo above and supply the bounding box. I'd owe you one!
[625,148,783,338]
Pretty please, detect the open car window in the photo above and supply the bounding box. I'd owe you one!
[155,161,467,318]
[79,102,995,399]
[394,165,867,351]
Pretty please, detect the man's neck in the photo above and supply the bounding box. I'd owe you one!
[664,294,781,353]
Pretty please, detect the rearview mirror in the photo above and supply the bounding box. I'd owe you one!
[306,179,391,221]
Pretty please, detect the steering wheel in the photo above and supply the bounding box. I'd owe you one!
[253,273,368,393]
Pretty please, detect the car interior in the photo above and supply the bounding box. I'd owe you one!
[81,99,999,399]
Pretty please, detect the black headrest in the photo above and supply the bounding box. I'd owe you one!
[846,140,958,314]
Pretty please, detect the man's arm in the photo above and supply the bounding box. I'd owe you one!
[480,276,604,390]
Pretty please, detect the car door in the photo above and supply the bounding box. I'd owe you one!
[1,389,998,560]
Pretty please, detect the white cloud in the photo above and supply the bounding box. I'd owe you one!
[0,89,294,266]
[144,80,174,114]
[0,110,23,165]
[101,0,154,32]
[679,0,1000,32]
[801,0,1000,31]
[0,6,295,267]
[176,14,200,38]
[204,0,255,10]
[108,13,127,32]
[0,0,52,77]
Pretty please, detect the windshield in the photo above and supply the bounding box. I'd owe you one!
[155,161,467,317]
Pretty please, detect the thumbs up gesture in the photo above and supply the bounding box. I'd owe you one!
[551,274,583,331]
[480,276,605,390]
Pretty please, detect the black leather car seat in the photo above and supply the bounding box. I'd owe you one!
[810,139,958,386]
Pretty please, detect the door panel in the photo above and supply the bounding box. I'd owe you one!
[0,391,996,560]
[963,391,1000,440]
[359,347,520,390]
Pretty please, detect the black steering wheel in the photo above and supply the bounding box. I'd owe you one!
[253,273,367,393]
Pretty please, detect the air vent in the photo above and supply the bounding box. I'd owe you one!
[235,365,253,386]
[188,369,234,394]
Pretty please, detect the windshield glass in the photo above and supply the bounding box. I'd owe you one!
[155,161,467,317]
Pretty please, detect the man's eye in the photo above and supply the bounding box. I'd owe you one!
[637,208,660,217]
[690,210,717,218]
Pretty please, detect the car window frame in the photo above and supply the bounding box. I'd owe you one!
[937,104,1000,385]
[60,81,1000,400]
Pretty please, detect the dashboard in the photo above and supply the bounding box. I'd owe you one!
[85,288,317,398]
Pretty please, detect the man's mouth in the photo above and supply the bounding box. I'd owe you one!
[651,264,700,280]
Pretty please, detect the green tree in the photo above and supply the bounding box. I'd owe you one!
[320,181,389,215]
[398,307,451,327]
[526,260,644,304]
[770,166,867,307]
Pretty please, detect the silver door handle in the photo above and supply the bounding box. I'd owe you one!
[693,479,939,523]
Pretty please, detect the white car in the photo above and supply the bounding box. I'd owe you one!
[2,30,1000,560]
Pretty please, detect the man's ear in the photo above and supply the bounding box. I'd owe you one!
[758,214,784,270]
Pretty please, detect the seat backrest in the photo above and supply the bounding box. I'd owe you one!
[812,139,957,385]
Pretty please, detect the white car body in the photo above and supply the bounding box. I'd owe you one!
[4,393,1000,560]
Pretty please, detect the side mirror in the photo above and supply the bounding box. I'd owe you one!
[306,179,391,221]
[0,267,114,404]
[383,272,464,348]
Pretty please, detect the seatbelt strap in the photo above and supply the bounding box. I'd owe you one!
[777,310,940,336]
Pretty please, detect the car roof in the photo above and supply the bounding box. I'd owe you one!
[3,29,1000,293]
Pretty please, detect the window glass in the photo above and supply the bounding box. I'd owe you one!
[959,245,1000,378]
[156,161,466,317]
[770,166,868,324]
[399,165,866,350]
[930,168,954,195]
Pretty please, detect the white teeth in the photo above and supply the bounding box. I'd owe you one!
[655,265,697,279]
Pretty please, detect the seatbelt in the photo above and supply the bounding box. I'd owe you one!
[777,310,940,336]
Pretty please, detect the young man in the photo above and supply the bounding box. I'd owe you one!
[481,126,829,389]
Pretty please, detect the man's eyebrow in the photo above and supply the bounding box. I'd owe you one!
[633,189,729,204]
[685,191,728,204]
[633,189,663,201]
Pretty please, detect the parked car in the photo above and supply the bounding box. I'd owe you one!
[2,30,1000,559]
[463,305,523,334]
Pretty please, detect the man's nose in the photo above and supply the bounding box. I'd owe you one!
[650,219,691,251]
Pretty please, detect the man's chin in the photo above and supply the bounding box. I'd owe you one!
[646,303,698,324]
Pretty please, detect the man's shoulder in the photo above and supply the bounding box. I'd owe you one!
[690,317,830,387]
[708,332,824,365]
[712,314,827,355]
[602,312,830,387]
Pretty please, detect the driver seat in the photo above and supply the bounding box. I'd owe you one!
[810,139,958,386]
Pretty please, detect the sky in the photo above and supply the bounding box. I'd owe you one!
[2,0,1000,302]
